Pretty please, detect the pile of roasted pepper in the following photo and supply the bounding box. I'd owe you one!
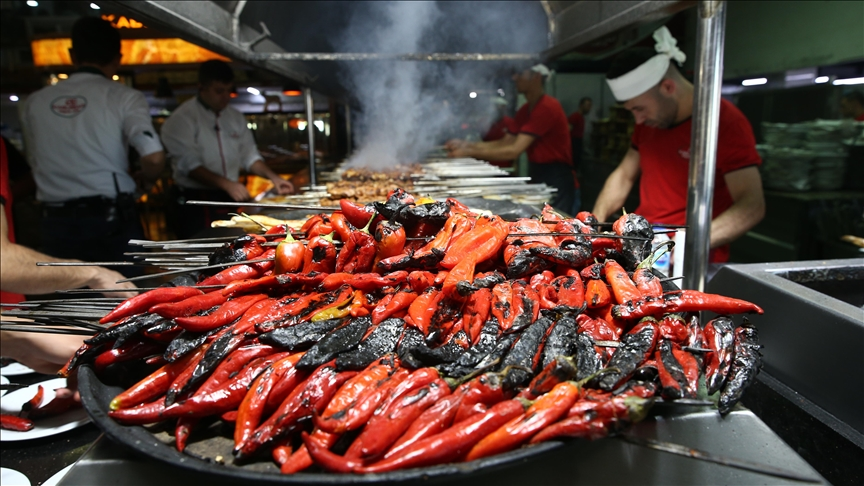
[63,188,764,474]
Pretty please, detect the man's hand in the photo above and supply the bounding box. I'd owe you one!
[0,330,86,376]
[271,178,295,195]
[222,180,252,202]
[445,139,473,158]
[86,267,138,298]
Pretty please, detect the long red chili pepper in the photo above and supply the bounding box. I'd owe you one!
[407,271,435,293]
[664,290,764,315]
[315,355,400,434]
[329,212,353,242]
[149,291,228,319]
[20,385,44,418]
[110,346,206,410]
[234,353,304,448]
[466,381,580,461]
[458,287,492,344]
[198,264,263,288]
[1,414,34,431]
[405,287,443,337]
[280,429,340,474]
[339,200,376,228]
[193,344,277,398]
[604,260,642,305]
[383,389,465,460]
[173,294,268,332]
[100,287,203,324]
[93,340,164,373]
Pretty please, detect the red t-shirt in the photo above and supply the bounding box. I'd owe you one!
[514,94,572,166]
[568,112,585,139]
[855,113,864,122]
[631,98,761,263]
[483,116,518,168]
[1,138,25,304]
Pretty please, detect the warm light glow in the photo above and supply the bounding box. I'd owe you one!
[101,14,144,29]
[741,78,768,86]
[814,76,830,84]
[469,91,477,98]
[57,73,68,79]
[10,95,19,102]
[26,0,38,7]
[90,3,100,9]
[246,87,260,96]
[230,92,238,98]
[31,38,230,66]
[112,74,120,81]
[297,121,307,131]
[282,90,302,97]
[314,120,324,132]
[833,77,864,86]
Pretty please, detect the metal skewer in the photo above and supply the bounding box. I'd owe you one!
[620,436,821,483]
[1,309,107,319]
[185,200,337,211]
[55,284,227,293]
[36,261,136,267]
[508,233,653,241]
[0,323,96,336]
[115,258,274,283]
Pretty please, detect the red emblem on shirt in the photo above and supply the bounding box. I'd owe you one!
[50,96,88,118]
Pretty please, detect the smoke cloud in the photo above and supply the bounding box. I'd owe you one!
[337,1,547,169]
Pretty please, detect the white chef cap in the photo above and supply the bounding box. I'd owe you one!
[530,64,552,77]
[606,26,687,102]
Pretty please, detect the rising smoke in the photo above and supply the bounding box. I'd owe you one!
[337,1,546,169]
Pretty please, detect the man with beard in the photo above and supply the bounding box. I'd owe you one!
[592,27,764,263]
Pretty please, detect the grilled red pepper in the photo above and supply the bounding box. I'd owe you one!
[174,294,268,332]
[454,372,509,423]
[235,363,355,459]
[405,287,444,337]
[467,381,580,461]
[339,200,377,228]
[604,259,642,305]
[384,388,465,460]
[234,353,304,449]
[355,399,526,473]
[407,271,435,293]
[198,264,263,288]
[458,287,492,344]
[329,212,353,242]
[657,314,689,343]
[175,416,197,452]
[656,340,699,400]
[100,287,204,324]
[374,221,406,263]
[372,288,417,325]
[221,272,326,298]
[149,291,228,319]
[663,290,764,315]
[315,355,401,434]
[349,291,371,318]
[303,233,337,274]
[585,279,611,308]
[1,414,34,431]
[530,394,653,443]
[93,340,164,373]
[110,346,206,410]
[280,429,339,474]
[193,344,277,398]
[20,385,45,418]
[273,234,306,274]
[551,274,585,309]
[320,271,408,292]
[703,316,735,395]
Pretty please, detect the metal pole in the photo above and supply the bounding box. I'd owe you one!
[304,87,317,186]
[684,0,726,292]
[345,104,352,155]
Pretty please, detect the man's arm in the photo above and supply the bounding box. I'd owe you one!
[188,166,251,202]
[709,166,765,248]
[448,133,535,161]
[0,205,136,297]
[138,150,166,183]
[248,160,294,195]
[592,148,641,221]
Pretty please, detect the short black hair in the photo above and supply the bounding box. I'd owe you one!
[607,47,656,80]
[71,17,121,65]
[842,90,864,106]
[199,60,234,86]
[579,97,592,105]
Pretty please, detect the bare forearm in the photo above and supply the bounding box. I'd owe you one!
[0,242,101,294]
[710,195,765,248]
[249,160,281,182]
[139,151,166,181]
[593,169,635,222]
[465,143,521,162]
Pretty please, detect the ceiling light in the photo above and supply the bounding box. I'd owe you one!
[741,78,767,86]
[246,87,260,96]
[26,1,38,7]
[282,90,302,97]
[814,76,829,84]
[833,77,864,86]
[10,95,19,102]
[469,91,477,99]
[112,75,119,81]
[785,73,814,81]
[58,73,68,79]
[90,3,100,9]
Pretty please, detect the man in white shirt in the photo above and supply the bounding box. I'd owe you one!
[161,60,293,238]
[20,17,165,273]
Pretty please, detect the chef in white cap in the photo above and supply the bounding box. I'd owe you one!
[447,64,576,212]
[592,27,765,263]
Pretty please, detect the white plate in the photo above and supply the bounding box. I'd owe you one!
[0,362,36,377]
[0,378,90,441]
[0,375,8,396]
[0,467,30,486]
[42,464,73,486]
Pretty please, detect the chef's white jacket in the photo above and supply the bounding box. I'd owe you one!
[161,97,261,190]
[20,70,163,202]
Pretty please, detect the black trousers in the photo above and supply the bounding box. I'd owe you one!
[41,196,145,278]
[571,138,583,174]
[528,162,576,214]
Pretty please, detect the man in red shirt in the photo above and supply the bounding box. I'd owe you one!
[447,64,576,212]
[568,97,592,173]
[481,97,518,168]
[840,91,864,121]
[592,27,765,263]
